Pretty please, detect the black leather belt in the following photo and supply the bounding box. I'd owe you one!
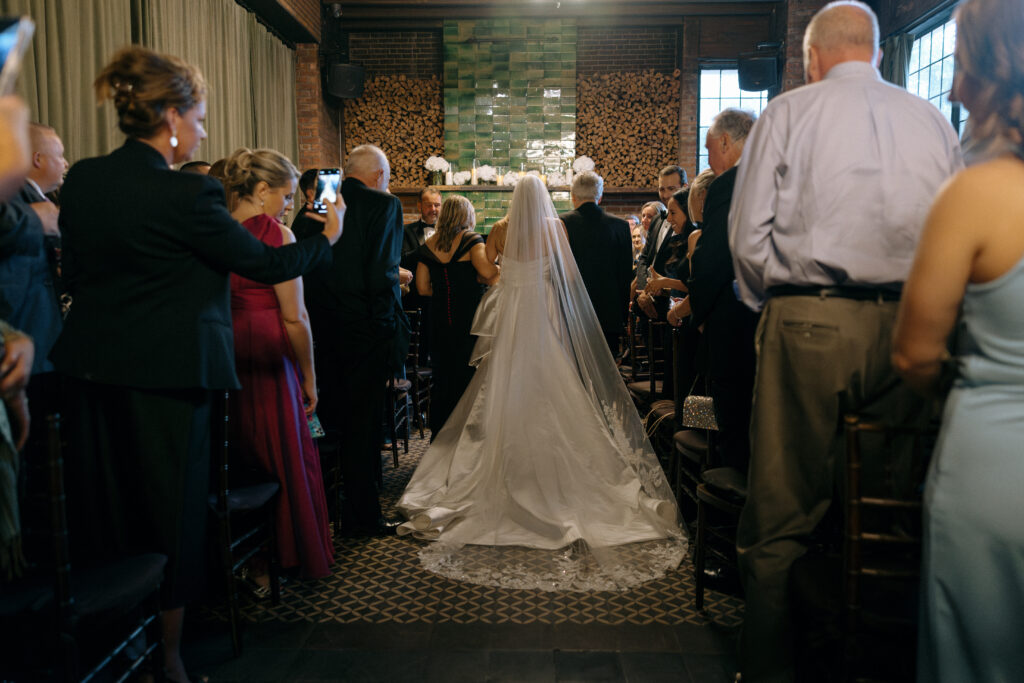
[766,284,902,302]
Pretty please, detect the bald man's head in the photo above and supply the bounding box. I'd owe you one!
[803,1,880,83]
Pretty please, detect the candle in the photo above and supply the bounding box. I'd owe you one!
[445,170,453,185]
[540,173,547,184]
[496,173,504,185]
[471,168,478,185]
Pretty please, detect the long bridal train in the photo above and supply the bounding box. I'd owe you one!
[397,176,687,592]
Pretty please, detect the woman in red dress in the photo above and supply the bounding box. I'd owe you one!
[223,148,334,579]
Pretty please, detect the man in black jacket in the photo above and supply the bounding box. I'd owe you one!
[561,171,633,355]
[401,186,442,365]
[305,144,404,536]
[686,108,759,474]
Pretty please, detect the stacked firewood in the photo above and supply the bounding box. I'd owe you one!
[576,69,681,187]
[343,74,444,187]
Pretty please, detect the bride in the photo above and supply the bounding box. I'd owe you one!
[397,175,686,591]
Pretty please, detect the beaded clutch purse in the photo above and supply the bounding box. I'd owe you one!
[681,395,718,430]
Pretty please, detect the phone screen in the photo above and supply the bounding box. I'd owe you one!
[316,169,341,205]
[0,17,34,96]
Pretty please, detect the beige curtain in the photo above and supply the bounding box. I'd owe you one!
[140,0,255,164]
[0,0,133,164]
[1,0,300,168]
[247,15,297,164]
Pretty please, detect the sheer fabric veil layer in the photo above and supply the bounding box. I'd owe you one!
[397,176,686,591]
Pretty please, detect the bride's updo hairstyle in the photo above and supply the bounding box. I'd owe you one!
[954,0,1024,148]
[222,148,299,209]
[94,46,207,139]
[435,195,475,251]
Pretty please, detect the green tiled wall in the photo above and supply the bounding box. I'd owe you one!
[443,19,576,229]
[441,190,572,234]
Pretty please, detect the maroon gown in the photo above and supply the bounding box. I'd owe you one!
[230,213,333,578]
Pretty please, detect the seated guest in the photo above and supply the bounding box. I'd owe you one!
[625,213,641,234]
[893,0,1023,679]
[223,148,334,581]
[415,196,498,438]
[52,46,343,681]
[208,157,227,184]
[631,222,645,274]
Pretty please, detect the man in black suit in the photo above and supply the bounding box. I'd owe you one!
[561,171,633,355]
[401,187,441,365]
[305,144,405,536]
[686,108,759,475]
[633,165,687,318]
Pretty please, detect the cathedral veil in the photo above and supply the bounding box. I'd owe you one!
[398,176,687,591]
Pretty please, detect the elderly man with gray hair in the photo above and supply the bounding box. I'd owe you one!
[728,1,963,679]
[561,170,633,354]
[305,143,407,537]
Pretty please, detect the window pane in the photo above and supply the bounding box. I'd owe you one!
[720,72,741,98]
[943,20,957,55]
[698,105,717,127]
[701,71,720,98]
[929,62,942,97]
[907,71,919,96]
[940,54,954,93]
[919,33,931,65]
[909,42,920,74]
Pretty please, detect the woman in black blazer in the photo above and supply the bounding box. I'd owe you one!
[50,46,344,682]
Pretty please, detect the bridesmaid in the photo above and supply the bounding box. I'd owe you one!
[415,196,499,438]
[223,148,334,581]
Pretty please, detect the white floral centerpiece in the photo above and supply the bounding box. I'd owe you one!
[572,156,596,173]
[546,170,566,188]
[501,171,519,186]
[477,164,497,183]
[425,156,450,185]
[452,170,472,185]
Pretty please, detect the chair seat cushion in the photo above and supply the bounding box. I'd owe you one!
[0,553,167,624]
[673,429,708,463]
[702,466,748,499]
[414,367,432,379]
[208,481,280,512]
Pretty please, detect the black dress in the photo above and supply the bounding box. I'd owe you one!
[416,232,485,438]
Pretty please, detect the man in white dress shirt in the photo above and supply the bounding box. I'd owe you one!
[727,2,963,679]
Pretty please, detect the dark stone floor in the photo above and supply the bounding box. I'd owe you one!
[183,619,739,682]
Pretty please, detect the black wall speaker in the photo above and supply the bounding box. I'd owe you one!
[738,55,778,92]
[327,63,365,98]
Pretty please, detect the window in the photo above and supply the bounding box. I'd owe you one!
[698,68,769,173]
[908,18,966,133]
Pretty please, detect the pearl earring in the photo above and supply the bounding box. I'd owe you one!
[170,131,179,148]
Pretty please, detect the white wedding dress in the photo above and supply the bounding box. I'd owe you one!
[397,176,687,591]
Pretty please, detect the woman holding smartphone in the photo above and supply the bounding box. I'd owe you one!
[53,46,343,682]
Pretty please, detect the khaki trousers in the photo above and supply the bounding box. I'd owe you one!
[736,295,924,682]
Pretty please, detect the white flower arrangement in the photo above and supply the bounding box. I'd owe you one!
[424,156,450,172]
[477,164,497,182]
[572,156,596,173]
[501,172,519,186]
[452,170,472,185]
[546,171,566,187]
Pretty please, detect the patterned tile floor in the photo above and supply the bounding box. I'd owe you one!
[186,431,744,682]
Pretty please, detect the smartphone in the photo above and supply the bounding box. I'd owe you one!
[0,17,34,96]
[315,168,341,206]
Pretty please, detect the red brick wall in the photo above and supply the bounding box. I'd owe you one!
[295,43,341,170]
[577,26,678,76]
[782,0,830,91]
[347,31,442,78]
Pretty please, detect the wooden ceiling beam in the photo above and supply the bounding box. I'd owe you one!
[324,0,779,21]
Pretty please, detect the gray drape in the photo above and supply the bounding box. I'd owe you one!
[881,34,915,88]
[0,0,298,167]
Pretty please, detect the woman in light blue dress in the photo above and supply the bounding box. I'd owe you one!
[893,0,1024,680]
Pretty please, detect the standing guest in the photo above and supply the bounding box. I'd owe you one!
[485,215,509,264]
[630,222,645,271]
[415,195,497,438]
[304,144,404,537]
[562,171,633,355]
[52,46,343,683]
[686,108,758,477]
[179,160,210,175]
[625,214,641,235]
[646,189,694,298]
[402,187,443,364]
[207,158,227,184]
[633,165,688,318]
[728,2,963,679]
[893,0,1024,679]
[223,148,334,580]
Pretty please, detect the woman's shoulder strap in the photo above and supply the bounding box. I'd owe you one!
[454,231,484,259]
